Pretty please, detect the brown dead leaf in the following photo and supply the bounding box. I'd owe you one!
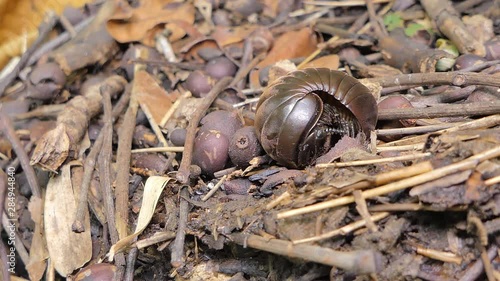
[0,0,94,69]
[134,71,179,124]
[300,54,339,69]
[212,25,257,47]
[44,163,92,277]
[250,27,319,88]
[106,0,195,46]
[26,196,48,281]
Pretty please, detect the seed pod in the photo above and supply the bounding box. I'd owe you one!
[200,110,243,139]
[193,130,229,175]
[228,126,264,167]
[255,68,378,168]
[185,70,215,98]
[204,56,238,80]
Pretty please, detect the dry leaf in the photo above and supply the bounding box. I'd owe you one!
[44,163,92,277]
[212,25,257,47]
[26,196,48,281]
[250,27,319,88]
[300,54,340,69]
[106,0,195,46]
[134,71,179,124]
[109,176,174,260]
[0,0,93,69]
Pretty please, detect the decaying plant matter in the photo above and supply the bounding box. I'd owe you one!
[0,0,499,280]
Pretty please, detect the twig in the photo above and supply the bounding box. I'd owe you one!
[176,77,232,184]
[376,144,424,152]
[171,187,190,267]
[353,190,378,232]
[379,114,500,147]
[229,53,266,88]
[98,90,125,273]
[201,175,227,201]
[278,145,500,219]
[73,86,130,232]
[134,231,176,249]
[415,246,462,264]
[59,14,77,37]
[131,147,184,153]
[72,126,104,232]
[0,112,41,198]
[316,152,431,168]
[368,203,467,212]
[292,212,389,244]
[0,12,58,96]
[303,0,391,7]
[365,71,500,89]
[13,104,65,121]
[378,101,500,120]
[115,83,138,240]
[376,123,464,136]
[124,245,138,281]
[229,233,383,274]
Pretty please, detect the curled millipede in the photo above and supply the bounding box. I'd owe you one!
[254,68,378,168]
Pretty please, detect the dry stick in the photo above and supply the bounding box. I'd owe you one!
[98,91,126,273]
[72,88,131,232]
[278,146,500,219]
[316,152,431,168]
[368,203,467,212]
[0,112,41,198]
[376,144,424,152]
[380,114,500,147]
[416,247,462,264]
[365,71,500,89]
[72,130,104,232]
[176,77,233,184]
[0,12,58,96]
[134,231,176,249]
[131,147,184,153]
[171,187,190,268]
[229,233,382,274]
[201,175,227,201]
[115,87,138,240]
[459,245,498,281]
[13,104,66,121]
[229,52,266,88]
[353,190,378,232]
[124,245,138,281]
[58,13,77,37]
[376,123,464,136]
[293,212,390,244]
[378,101,500,120]
[332,161,433,195]
[303,0,390,7]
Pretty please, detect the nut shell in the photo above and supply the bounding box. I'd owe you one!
[255,68,378,168]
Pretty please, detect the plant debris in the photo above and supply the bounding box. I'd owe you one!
[1,0,500,280]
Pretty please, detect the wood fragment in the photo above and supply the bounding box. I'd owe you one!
[230,232,383,274]
[171,187,190,268]
[378,101,500,120]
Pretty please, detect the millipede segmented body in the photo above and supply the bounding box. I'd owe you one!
[255,68,378,168]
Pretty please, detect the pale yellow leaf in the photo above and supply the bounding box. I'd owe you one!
[108,176,174,260]
[44,162,91,277]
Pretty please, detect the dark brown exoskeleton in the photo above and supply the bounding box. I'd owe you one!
[255,68,378,168]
